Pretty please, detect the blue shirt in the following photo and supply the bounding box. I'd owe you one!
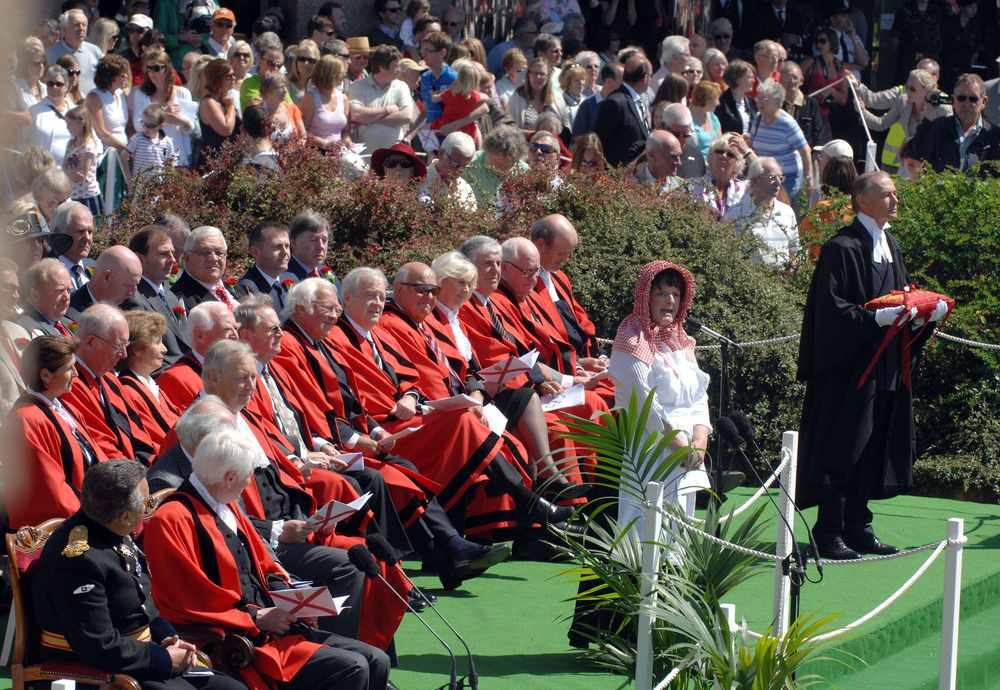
[420,65,458,125]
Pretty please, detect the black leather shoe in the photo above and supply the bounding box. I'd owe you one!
[528,496,575,524]
[550,520,586,538]
[540,479,590,501]
[407,590,429,612]
[811,536,861,560]
[844,532,899,556]
[410,586,437,605]
[452,543,511,580]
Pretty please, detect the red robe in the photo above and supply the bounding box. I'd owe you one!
[144,487,324,690]
[118,371,181,454]
[61,363,156,462]
[328,319,505,515]
[156,353,204,411]
[377,304,532,539]
[5,394,107,528]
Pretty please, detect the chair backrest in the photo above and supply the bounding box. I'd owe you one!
[5,519,64,669]
[145,487,177,518]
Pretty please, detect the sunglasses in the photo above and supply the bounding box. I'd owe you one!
[383,158,414,169]
[45,80,65,88]
[530,142,558,154]
[400,282,440,295]
[954,94,981,103]
[213,20,234,28]
[712,148,739,159]
[265,59,282,68]
[297,56,318,64]
[146,64,165,72]
[233,52,252,59]
[66,69,81,76]
[127,26,145,33]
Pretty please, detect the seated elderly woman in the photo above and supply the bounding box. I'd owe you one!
[419,132,478,211]
[5,336,107,529]
[690,133,751,219]
[609,261,711,534]
[371,142,427,183]
[118,309,181,452]
[462,124,529,210]
[722,156,799,267]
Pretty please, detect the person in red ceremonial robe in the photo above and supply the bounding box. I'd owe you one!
[5,336,107,528]
[157,301,238,410]
[119,310,181,452]
[330,267,576,532]
[147,396,236,492]
[145,428,393,690]
[60,304,157,464]
[200,339,408,650]
[276,278,513,589]
[530,214,615,404]
[456,236,608,489]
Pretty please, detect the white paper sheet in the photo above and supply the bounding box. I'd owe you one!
[336,452,365,472]
[481,403,508,436]
[479,350,539,386]
[425,393,481,412]
[307,491,373,532]
[270,587,350,618]
[540,384,585,412]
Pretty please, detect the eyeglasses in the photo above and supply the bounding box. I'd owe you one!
[400,282,440,295]
[45,80,65,88]
[669,128,692,140]
[383,158,414,169]
[94,333,128,354]
[191,248,227,258]
[146,64,165,72]
[530,142,558,155]
[714,33,732,39]
[297,56,318,64]
[66,69,81,77]
[954,94,981,103]
[233,52,252,59]
[265,325,283,337]
[758,173,784,183]
[712,148,739,159]
[213,20,234,28]
[504,261,540,279]
[579,159,600,168]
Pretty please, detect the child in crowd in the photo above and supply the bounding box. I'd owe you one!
[122,103,177,181]
[431,59,489,145]
[400,0,431,54]
[62,105,104,217]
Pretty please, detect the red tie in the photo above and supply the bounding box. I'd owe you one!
[55,321,70,337]
[309,268,321,278]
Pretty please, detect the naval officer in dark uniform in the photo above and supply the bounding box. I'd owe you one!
[32,460,248,690]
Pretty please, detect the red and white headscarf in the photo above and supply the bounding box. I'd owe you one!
[612,260,697,366]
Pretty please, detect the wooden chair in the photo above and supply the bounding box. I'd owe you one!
[5,520,141,690]
[144,488,177,518]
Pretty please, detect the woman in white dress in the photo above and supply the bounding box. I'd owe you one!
[609,260,712,534]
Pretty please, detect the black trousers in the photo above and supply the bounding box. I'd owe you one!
[276,542,365,637]
[814,392,897,540]
[285,629,390,690]
[144,671,248,690]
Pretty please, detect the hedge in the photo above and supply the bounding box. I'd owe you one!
[106,141,999,497]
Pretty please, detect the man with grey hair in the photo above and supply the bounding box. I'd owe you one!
[46,9,103,93]
[723,156,799,267]
[157,302,238,410]
[147,395,236,492]
[67,245,143,320]
[63,303,156,463]
[172,226,236,311]
[14,258,74,338]
[797,170,947,560]
[420,132,478,211]
[661,103,706,178]
[650,35,690,95]
[909,73,1000,173]
[34,460,250,690]
[633,129,684,191]
[52,200,95,291]
[145,430,393,690]
[287,209,333,284]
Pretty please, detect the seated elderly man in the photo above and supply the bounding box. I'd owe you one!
[157,302,238,410]
[329,267,574,528]
[51,199,95,291]
[199,340,408,651]
[14,258,74,338]
[723,156,799,267]
[145,430,394,690]
[33,460,249,690]
[67,245,143,319]
[61,304,156,462]
[632,130,684,193]
[660,104,705,179]
[419,132,478,211]
[147,395,236,492]
[172,226,238,310]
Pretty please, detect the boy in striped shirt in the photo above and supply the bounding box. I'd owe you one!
[122,104,176,181]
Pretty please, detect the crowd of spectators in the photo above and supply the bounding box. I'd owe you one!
[1,0,1000,688]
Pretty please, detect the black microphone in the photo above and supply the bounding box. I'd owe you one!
[731,411,757,447]
[347,545,380,577]
[716,417,745,447]
[685,315,739,347]
[684,316,703,335]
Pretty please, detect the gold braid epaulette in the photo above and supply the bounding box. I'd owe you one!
[62,525,90,557]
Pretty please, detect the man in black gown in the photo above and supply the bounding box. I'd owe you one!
[796,171,948,560]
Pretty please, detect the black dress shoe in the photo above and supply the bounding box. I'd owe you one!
[541,479,590,501]
[844,532,899,555]
[452,542,511,580]
[811,536,861,560]
[409,585,437,605]
[407,590,429,612]
[527,496,575,524]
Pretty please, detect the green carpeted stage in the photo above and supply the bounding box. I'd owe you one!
[390,489,1000,690]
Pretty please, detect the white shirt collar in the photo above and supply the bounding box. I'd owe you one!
[142,276,165,295]
[436,300,459,322]
[622,83,641,101]
[256,266,280,285]
[188,471,238,532]
[856,212,894,264]
[128,368,160,399]
[28,388,77,428]
[538,268,559,302]
[192,276,223,293]
[345,313,372,340]
[472,291,490,305]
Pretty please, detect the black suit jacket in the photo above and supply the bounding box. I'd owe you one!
[711,0,754,49]
[147,442,192,493]
[170,271,219,311]
[66,285,97,322]
[747,2,807,45]
[234,264,291,311]
[909,116,1000,174]
[716,88,757,135]
[122,279,191,366]
[14,304,66,338]
[594,85,648,167]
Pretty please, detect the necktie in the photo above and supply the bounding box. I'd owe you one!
[213,285,236,310]
[485,300,515,345]
[70,264,85,290]
[309,267,321,278]
[98,378,129,449]
[840,33,851,63]
[777,8,785,25]
[261,367,305,453]
[271,282,286,310]
[637,98,650,133]
[55,320,70,337]
[367,334,385,371]
[420,322,463,394]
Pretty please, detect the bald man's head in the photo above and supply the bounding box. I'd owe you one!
[531,215,580,271]
[90,245,143,304]
[392,262,438,322]
[500,237,541,299]
[646,129,683,179]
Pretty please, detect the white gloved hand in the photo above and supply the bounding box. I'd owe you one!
[875,305,911,327]
[930,299,949,323]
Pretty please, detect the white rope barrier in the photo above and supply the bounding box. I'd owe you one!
[690,451,789,525]
[737,539,948,643]
[652,666,682,690]
[934,331,1000,352]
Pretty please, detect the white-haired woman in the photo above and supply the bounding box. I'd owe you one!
[748,78,812,198]
[856,68,951,145]
[690,133,750,220]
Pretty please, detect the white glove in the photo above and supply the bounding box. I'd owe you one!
[874,305,914,327]
[930,299,949,323]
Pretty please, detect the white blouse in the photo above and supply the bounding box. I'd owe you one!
[437,301,473,360]
[26,98,72,165]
